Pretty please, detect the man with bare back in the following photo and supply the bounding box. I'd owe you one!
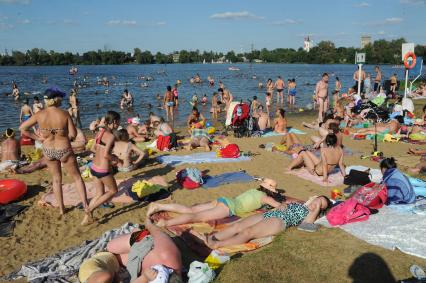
[275,76,285,105]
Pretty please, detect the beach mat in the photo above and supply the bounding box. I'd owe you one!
[151,211,273,257]
[286,168,344,187]
[261,128,307,137]
[38,176,168,208]
[3,222,137,282]
[156,152,251,166]
[316,202,426,259]
[203,171,254,189]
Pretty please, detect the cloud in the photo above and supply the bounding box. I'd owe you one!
[149,21,166,26]
[271,19,302,25]
[210,11,264,20]
[17,19,30,24]
[355,17,403,26]
[63,19,78,25]
[384,17,403,24]
[107,19,137,26]
[400,0,425,4]
[0,0,30,4]
[377,30,386,35]
[355,2,370,7]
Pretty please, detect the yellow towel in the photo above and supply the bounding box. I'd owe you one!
[131,180,163,198]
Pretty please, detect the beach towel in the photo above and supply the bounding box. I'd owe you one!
[286,168,344,187]
[38,177,168,208]
[316,203,426,259]
[261,128,307,137]
[156,152,251,166]
[3,222,137,282]
[203,171,254,188]
[151,211,273,258]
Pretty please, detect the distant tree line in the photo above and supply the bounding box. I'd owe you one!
[1,38,425,66]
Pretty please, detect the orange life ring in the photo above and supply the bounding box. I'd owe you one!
[0,179,27,204]
[404,52,416,69]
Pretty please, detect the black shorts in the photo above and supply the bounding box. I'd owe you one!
[277,89,283,93]
[373,82,380,92]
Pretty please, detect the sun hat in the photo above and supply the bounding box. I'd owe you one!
[259,178,277,192]
[44,86,66,99]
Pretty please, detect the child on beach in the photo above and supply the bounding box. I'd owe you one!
[288,79,297,107]
[251,96,259,113]
[265,92,272,115]
[32,96,44,114]
[20,99,33,123]
[83,111,121,225]
[112,129,147,172]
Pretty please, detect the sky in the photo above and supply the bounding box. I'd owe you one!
[0,0,425,54]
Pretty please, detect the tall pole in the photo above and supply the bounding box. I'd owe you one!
[404,68,409,98]
[357,64,362,96]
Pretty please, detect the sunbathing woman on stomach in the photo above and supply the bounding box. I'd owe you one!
[356,116,403,135]
[203,195,331,249]
[147,178,284,227]
[288,134,346,183]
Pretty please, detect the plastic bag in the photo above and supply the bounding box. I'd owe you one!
[187,261,215,283]
[204,250,230,270]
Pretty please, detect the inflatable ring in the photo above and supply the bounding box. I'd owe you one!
[0,179,27,204]
[404,52,416,69]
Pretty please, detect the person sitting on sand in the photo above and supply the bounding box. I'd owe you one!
[153,118,174,138]
[187,107,206,131]
[380,158,415,204]
[288,134,346,183]
[89,117,105,133]
[148,112,161,128]
[79,216,182,283]
[147,178,285,227]
[20,87,91,219]
[83,111,121,225]
[0,128,21,172]
[112,129,147,172]
[20,99,33,123]
[201,195,331,249]
[32,96,44,114]
[187,128,211,152]
[356,116,403,135]
[71,127,87,154]
[311,123,343,149]
[127,117,147,143]
[408,148,426,175]
[273,108,287,134]
[13,157,47,174]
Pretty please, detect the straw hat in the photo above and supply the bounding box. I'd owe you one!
[259,178,277,192]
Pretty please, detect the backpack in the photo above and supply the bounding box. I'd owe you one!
[217,144,240,158]
[326,199,371,226]
[157,135,171,151]
[351,182,387,209]
[176,168,204,190]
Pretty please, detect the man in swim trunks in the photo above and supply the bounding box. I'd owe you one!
[127,117,147,143]
[20,99,33,123]
[315,73,329,123]
[353,66,366,94]
[275,76,285,105]
[390,73,398,93]
[163,85,174,121]
[374,66,382,94]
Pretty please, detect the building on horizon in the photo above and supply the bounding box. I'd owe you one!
[172,53,180,63]
[361,35,372,49]
[303,37,311,52]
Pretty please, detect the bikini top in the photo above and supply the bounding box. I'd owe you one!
[95,128,106,146]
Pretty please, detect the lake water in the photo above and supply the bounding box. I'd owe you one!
[0,63,405,132]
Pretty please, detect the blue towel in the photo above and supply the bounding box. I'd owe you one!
[261,128,306,137]
[408,176,426,197]
[203,171,253,188]
[157,152,251,166]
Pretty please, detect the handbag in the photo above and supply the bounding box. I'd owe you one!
[344,169,371,186]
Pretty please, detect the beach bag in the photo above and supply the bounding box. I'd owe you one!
[344,169,371,186]
[176,168,203,190]
[217,144,240,158]
[351,182,387,209]
[187,261,215,283]
[326,199,371,226]
[156,135,171,151]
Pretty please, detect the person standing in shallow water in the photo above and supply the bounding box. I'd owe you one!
[12,82,20,101]
[275,76,285,105]
[19,87,91,222]
[163,85,174,122]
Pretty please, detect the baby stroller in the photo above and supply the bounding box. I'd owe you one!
[225,101,252,137]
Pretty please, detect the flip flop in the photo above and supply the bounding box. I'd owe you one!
[101,202,115,209]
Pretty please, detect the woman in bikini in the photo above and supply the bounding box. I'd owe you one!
[288,134,346,183]
[202,195,331,249]
[146,178,285,227]
[82,111,121,225]
[19,87,91,220]
[356,116,403,135]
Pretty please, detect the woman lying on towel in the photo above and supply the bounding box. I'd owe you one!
[147,178,285,227]
[79,217,182,283]
[202,195,331,249]
[288,134,346,183]
[355,116,403,135]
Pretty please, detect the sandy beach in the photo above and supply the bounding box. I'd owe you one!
[1,103,425,282]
